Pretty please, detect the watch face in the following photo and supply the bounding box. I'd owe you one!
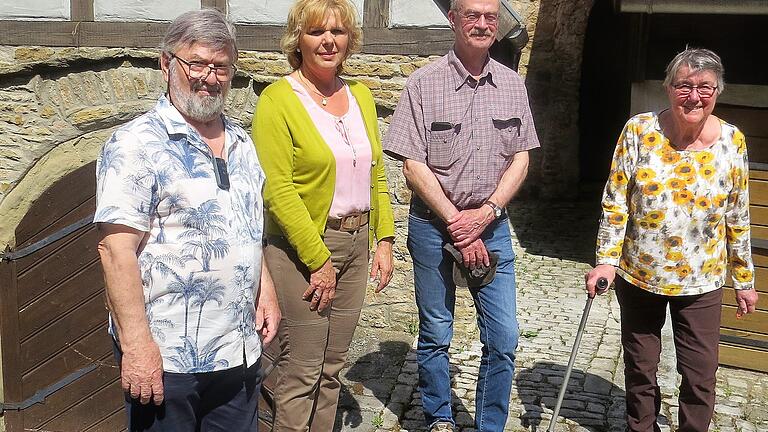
[494,207,502,218]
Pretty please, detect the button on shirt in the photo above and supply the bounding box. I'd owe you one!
[383,50,540,209]
[94,95,265,373]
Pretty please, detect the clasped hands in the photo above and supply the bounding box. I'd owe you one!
[447,207,494,270]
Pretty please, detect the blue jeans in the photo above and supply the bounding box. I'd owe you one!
[407,208,519,431]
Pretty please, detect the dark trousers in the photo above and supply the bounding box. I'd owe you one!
[114,339,261,432]
[616,277,722,432]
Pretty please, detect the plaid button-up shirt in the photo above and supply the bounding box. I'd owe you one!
[384,50,540,209]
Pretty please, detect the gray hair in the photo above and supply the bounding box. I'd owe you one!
[663,48,724,94]
[160,9,238,62]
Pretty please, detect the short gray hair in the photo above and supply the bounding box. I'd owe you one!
[160,9,238,62]
[663,48,724,94]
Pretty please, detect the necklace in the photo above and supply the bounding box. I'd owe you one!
[298,69,336,106]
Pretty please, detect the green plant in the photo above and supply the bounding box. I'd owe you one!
[407,316,419,336]
[372,413,384,428]
[521,330,539,339]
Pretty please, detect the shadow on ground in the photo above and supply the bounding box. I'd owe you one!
[335,339,412,430]
[507,197,602,265]
[515,361,625,431]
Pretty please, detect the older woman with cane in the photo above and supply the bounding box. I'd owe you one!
[252,0,395,430]
[585,48,759,432]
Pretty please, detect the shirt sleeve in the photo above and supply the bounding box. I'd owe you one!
[726,129,755,290]
[94,130,156,232]
[382,79,428,163]
[518,85,541,152]
[595,119,638,266]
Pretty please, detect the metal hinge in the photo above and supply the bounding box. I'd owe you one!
[1,216,93,262]
[0,364,98,413]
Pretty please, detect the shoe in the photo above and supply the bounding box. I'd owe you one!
[430,421,454,431]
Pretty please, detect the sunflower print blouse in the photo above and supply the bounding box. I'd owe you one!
[596,111,755,296]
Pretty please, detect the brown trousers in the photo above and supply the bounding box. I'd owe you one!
[615,277,722,432]
[264,227,369,432]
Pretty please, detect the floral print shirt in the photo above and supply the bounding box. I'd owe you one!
[95,96,265,373]
[597,111,754,295]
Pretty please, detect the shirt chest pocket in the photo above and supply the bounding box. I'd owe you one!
[427,124,459,169]
[492,117,522,157]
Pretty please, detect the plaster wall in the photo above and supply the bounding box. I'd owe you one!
[389,0,447,27]
[94,0,199,21]
[228,0,365,24]
[0,0,69,20]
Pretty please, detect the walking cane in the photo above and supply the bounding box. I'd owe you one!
[546,277,608,432]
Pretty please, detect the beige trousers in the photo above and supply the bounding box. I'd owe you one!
[265,227,369,432]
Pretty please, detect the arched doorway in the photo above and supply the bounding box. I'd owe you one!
[0,161,125,432]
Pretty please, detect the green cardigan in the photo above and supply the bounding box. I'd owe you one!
[252,78,395,271]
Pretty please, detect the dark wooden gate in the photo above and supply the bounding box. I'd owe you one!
[0,161,125,431]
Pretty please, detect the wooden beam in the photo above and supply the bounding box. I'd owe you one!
[364,0,390,28]
[201,0,228,13]
[0,21,453,56]
[70,0,94,21]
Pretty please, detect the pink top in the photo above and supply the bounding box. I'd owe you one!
[287,75,373,218]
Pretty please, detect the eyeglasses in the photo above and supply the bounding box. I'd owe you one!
[460,11,499,25]
[672,83,718,98]
[171,53,237,82]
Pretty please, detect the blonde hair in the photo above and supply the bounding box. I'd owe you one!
[281,0,362,74]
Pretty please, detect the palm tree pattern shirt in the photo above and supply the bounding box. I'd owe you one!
[95,95,265,373]
[596,112,754,296]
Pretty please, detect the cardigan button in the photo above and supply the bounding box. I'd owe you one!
[371,160,376,166]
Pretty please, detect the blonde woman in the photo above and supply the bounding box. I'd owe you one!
[252,0,395,429]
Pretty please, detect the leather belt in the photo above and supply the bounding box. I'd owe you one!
[327,211,369,232]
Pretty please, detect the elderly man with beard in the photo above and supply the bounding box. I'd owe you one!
[95,9,280,431]
[383,0,539,430]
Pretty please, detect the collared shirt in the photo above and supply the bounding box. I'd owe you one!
[597,112,754,295]
[286,75,373,217]
[94,95,265,373]
[383,49,540,209]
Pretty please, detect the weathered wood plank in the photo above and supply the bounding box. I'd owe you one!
[750,205,768,227]
[750,179,768,207]
[0,259,23,431]
[721,305,768,334]
[751,169,768,181]
[20,292,107,373]
[201,0,227,13]
[19,259,104,340]
[37,377,124,432]
[22,325,114,401]
[82,406,127,432]
[14,162,95,248]
[715,105,768,139]
[16,226,100,306]
[0,21,453,55]
[719,343,768,372]
[364,0,390,28]
[71,0,95,21]
[23,353,118,428]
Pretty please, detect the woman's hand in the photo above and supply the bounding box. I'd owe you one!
[585,264,616,297]
[735,288,759,318]
[370,238,394,293]
[304,259,336,312]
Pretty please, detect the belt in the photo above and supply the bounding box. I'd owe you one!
[327,211,369,232]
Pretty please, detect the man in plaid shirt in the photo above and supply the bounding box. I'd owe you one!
[383,0,539,430]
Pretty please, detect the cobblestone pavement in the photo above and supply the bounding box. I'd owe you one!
[334,200,768,432]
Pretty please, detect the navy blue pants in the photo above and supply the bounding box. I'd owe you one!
[114,340,261,432]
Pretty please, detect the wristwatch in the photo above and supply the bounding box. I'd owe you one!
[484,200,502,219]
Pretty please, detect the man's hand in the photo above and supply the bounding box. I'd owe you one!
[120,339,164,405]
[447,207,494,248]
[256,260,281,345]
[303,258,336,312]
[735,288,759,318]
[457,238,490,270]
[370,238,394,292]
[585,264,616,297]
